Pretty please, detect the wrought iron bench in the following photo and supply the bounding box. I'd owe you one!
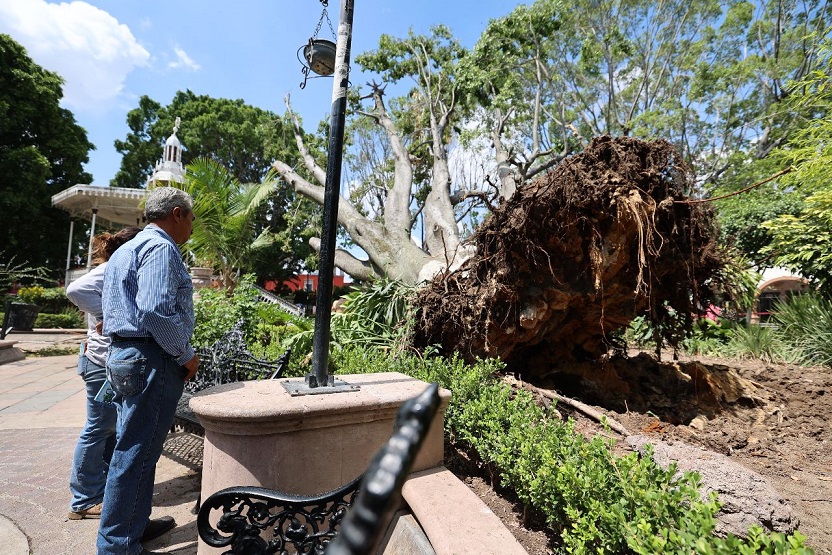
[175,322,291,435]
[197,382,441,555]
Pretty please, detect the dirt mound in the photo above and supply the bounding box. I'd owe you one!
[412,136,726,378]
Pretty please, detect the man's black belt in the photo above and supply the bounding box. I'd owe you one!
[111,334,155,344]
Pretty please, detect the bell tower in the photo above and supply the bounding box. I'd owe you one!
[147,117,185,187]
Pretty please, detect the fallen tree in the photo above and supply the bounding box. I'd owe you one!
[411,136,728,377]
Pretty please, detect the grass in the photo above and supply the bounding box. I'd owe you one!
[26,345,79,357]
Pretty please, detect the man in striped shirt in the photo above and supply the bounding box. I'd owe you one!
[97,187,200,555]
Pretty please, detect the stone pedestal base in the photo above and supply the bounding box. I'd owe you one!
[190,372,450,554]
[0,341,24,365]
[190,267,213,289]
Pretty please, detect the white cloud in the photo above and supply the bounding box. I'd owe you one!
[0,0,150,113]
[167,45,200,72]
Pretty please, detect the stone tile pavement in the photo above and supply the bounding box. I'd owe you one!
[0,337,203,555]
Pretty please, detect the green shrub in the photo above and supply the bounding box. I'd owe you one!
[16,285,44,304]
[624,315,655,349]
[193,274,313,374]
[724,323,784,363]
[16,286,72,313]
[329,347,812,554]
[683,317,734,356]
[773,293,832,367]
[277,278,417,371]
[35,310,83,329]
[0,251,49,291]
[193,275,262,347]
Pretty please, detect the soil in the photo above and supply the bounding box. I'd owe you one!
[444,352,832,555]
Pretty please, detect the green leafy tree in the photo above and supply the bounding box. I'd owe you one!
[113,90,285,187]
[0,34,93,271]
[458,0,831,194]
[270,1,830,284]
[114,91,321,286]
[754,42,832,295]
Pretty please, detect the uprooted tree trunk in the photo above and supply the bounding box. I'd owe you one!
[272,86,470,285]
[411,136,727,377]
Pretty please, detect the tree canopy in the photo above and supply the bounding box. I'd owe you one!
[0,34,93,274]
[268,0,830,285]
[757,43,832,296]
[114,91,322,287]
[113,90,290,187]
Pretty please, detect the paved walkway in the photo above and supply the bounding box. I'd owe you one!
[0,332,203,555]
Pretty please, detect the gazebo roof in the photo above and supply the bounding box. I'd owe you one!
[52,184,147,227]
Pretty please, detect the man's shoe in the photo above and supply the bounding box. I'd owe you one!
[67,502,102,520]
[141,516,176,542]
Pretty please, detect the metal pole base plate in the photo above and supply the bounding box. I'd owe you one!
[281,375,360,396]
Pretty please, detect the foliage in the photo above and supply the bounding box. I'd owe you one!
[28,345,79,357]
[113,90,286,186]
[0,252,50,291]
[280,278,417,365]
[742,42,832,295]
[713,257,763,314]
[716,189,805,268]
[16,286,71,312]
[327,347,810,553]
[248,302,312,375]
[723,324,785,364]
[192,275,262,348]
[331,278,416,348]
[16,286,43,305]
[183,158,280,289]
[462,0,830,187]
[683,317,735,356]
[762,189,832,297]
[772,293,832,367]
[624,316,655,350]
[113,92,317,286]
[628,291,832,366]
[193,274,311,371]
[716,39,832,265]
[35,310,83,329]
[0,35,93,270]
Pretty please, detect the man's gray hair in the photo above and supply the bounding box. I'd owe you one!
[144,187,194,222]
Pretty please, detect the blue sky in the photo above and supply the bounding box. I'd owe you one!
[0,0,518,185]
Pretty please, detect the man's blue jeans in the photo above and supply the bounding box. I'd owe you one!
[69,353,117,512]
[96,341,185,555]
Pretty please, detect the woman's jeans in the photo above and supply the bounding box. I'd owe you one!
[69,353,117,512]
[96,341,185,555]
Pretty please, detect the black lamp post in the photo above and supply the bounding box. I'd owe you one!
[291,0,356,394]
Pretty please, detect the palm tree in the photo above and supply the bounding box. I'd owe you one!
[183,158,277,289]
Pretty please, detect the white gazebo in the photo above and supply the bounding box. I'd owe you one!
[52,118,186,284]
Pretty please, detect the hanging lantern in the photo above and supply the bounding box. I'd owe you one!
[298,1,337,88]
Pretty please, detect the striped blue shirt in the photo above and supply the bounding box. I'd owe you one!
[102,224,195,366]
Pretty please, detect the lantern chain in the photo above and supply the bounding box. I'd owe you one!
[313,1,335,40]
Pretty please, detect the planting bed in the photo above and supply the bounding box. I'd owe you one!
[445,352,831,554]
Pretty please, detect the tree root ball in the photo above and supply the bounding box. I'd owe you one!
[411,136,727,378]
